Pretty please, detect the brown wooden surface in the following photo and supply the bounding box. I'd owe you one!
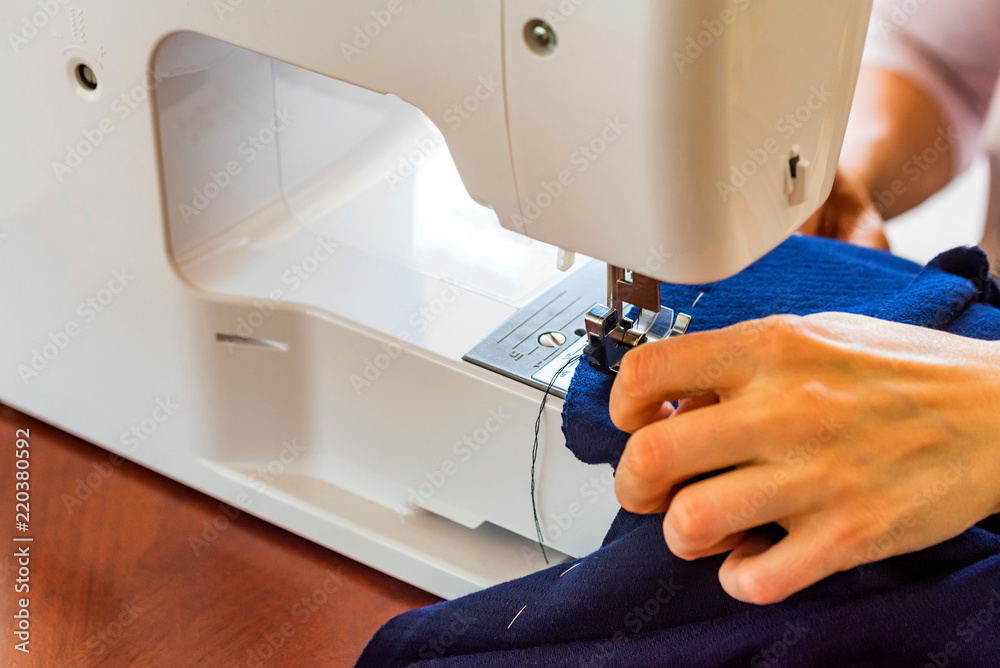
[0,403,440,667]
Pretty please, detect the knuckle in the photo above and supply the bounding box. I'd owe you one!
[763,314,808,342]
[797,380,838,414]
[757,315,827,366]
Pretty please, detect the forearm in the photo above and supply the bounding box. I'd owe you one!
[839,67,955,220]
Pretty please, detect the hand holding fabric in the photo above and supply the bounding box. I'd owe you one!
[610,312,1000,605]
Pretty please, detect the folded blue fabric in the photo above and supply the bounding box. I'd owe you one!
[358,236,1000,667]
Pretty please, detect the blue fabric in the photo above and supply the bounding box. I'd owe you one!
[358,236,1000,667]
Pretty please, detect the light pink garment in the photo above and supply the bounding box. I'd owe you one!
[865,0,1000,171]
[864,0,1000,265]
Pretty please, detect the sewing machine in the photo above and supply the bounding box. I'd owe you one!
[0,0,871,598]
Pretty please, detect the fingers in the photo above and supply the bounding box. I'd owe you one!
[615,402,762,514]
[796,167,890,251]
[817,203,888,250]
[661,465,820,560]
[845,209,890,251]
[662,530,749,562]
[718,522,846,605]
[609,326,759,434]
[672,394,719,418]
[651,401,676,422]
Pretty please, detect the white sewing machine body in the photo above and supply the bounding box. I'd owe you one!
[0,0,871,598]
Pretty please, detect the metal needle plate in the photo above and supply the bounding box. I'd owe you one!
[462,261,604,399]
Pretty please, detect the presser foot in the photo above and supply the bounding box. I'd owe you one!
[583,266,692,374]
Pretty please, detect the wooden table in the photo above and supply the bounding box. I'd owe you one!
[0,403,440,667]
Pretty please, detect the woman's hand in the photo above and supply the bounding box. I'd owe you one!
[798,169,890,250]
[609,313,1000,605]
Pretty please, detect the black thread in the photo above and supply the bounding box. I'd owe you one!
[531,354,583,566]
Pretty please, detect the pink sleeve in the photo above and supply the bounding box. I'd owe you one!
[863,0,1000,173]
